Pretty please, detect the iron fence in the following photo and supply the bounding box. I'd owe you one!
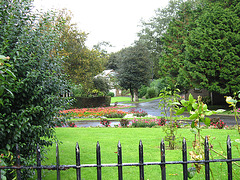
[1,135,240,180]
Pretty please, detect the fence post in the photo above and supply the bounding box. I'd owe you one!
[160,139,166,180]
[139,140,144,180]
[182,138,188,180]
[16,144,21,180]
[227,135,232,180]
[117,141,123,180]
[36,144,42,180]
[76,142,81,180]
[96,141,102,180]
[56,143,60,180]
[204,136,210,180]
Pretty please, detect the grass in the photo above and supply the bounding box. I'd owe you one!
[38,128,240,180]
[111,96,161,104]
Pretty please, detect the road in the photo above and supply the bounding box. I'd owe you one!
[118,98,238,126]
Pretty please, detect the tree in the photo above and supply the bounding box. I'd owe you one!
[106,52,119,70]
[117,43,151,101]
[138,0,185,79]
[0,1,71,178]
[55,9,108,93]
[93,76,110,95]
[159,0,202,92]
[184,0,240,94]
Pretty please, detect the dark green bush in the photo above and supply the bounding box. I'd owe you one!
[146,87,158,99]
[138,85,148,98]
[107,92,115,97]
[93,76,110,95]
[0,1,71,178]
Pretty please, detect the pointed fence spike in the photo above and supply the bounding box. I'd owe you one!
[160,139,166,180]
[227,135,232,179]
[37,144,42,180]
[96,141,102,180]
[16,144,21,180]
[139,140,144,180]
[56,143,60,180]
[76,142,81,180]
[182,138,187,180]
[117,141,123,180]
[204,136,210,180]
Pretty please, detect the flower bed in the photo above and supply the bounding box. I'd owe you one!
[61,106,129,118]
[129,108,148,117]
[132,118,166,128]
[210,118,227,129]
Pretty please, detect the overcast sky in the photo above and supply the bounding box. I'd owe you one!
[33,0,170,52]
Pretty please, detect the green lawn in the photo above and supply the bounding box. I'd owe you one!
[111,96,161,104]
[38,128,240,180]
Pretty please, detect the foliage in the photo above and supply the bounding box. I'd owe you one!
[63,107,128,119]
[106,53,119,70]
[0,1,71,178]
[71,84,84,97]
[176,94,222,178]
[0,152,14,180]
[138,0,185,79]
[56,9,108,93]
[100,119,110,127]
[128,108,148,117]
[119,119,129,127]
[104,111,126,118]
[138,85,148,98]
[157,0,240,94]
[67,121,76,127]
[225,91,240,134]
[158,88,183,149]
[93,76,110,96]
[0,55,16,105]
[131,118,166,127]
[116,43,151,102]
[183,1,240,94]
[210,118,226,129]
[145,87,158,99]
[106,92,114,97]
[159,0,202,92]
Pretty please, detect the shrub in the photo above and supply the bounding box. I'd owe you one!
[129,108,148,117]
[210,118,226,129]
[138,85,148,98]
[104,111,126,118]
[146,87,158,99]
[72,84,84,97]
[100,119,110,127]
[119,119,129,127]
[0,2,71,179]
[67,121,76,127]
[131,118,166,128]
[107,92,115,97]
[93,76,110,96]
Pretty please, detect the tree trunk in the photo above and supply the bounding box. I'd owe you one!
[133,89,139,102]
[130,87,134,102]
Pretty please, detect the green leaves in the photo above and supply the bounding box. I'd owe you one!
[188,167,197,179]
[0,2,72,178]
[176,107,185,115]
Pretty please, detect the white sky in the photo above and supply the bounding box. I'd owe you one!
[33,0,170,52]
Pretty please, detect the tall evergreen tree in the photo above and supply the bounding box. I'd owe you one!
[184,0,240,94]
[138,0,185,79]
[159,0,203,91]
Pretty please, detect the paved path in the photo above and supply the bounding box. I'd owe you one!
[118,99,238,126]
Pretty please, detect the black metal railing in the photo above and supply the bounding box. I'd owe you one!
[1,135,240,180]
